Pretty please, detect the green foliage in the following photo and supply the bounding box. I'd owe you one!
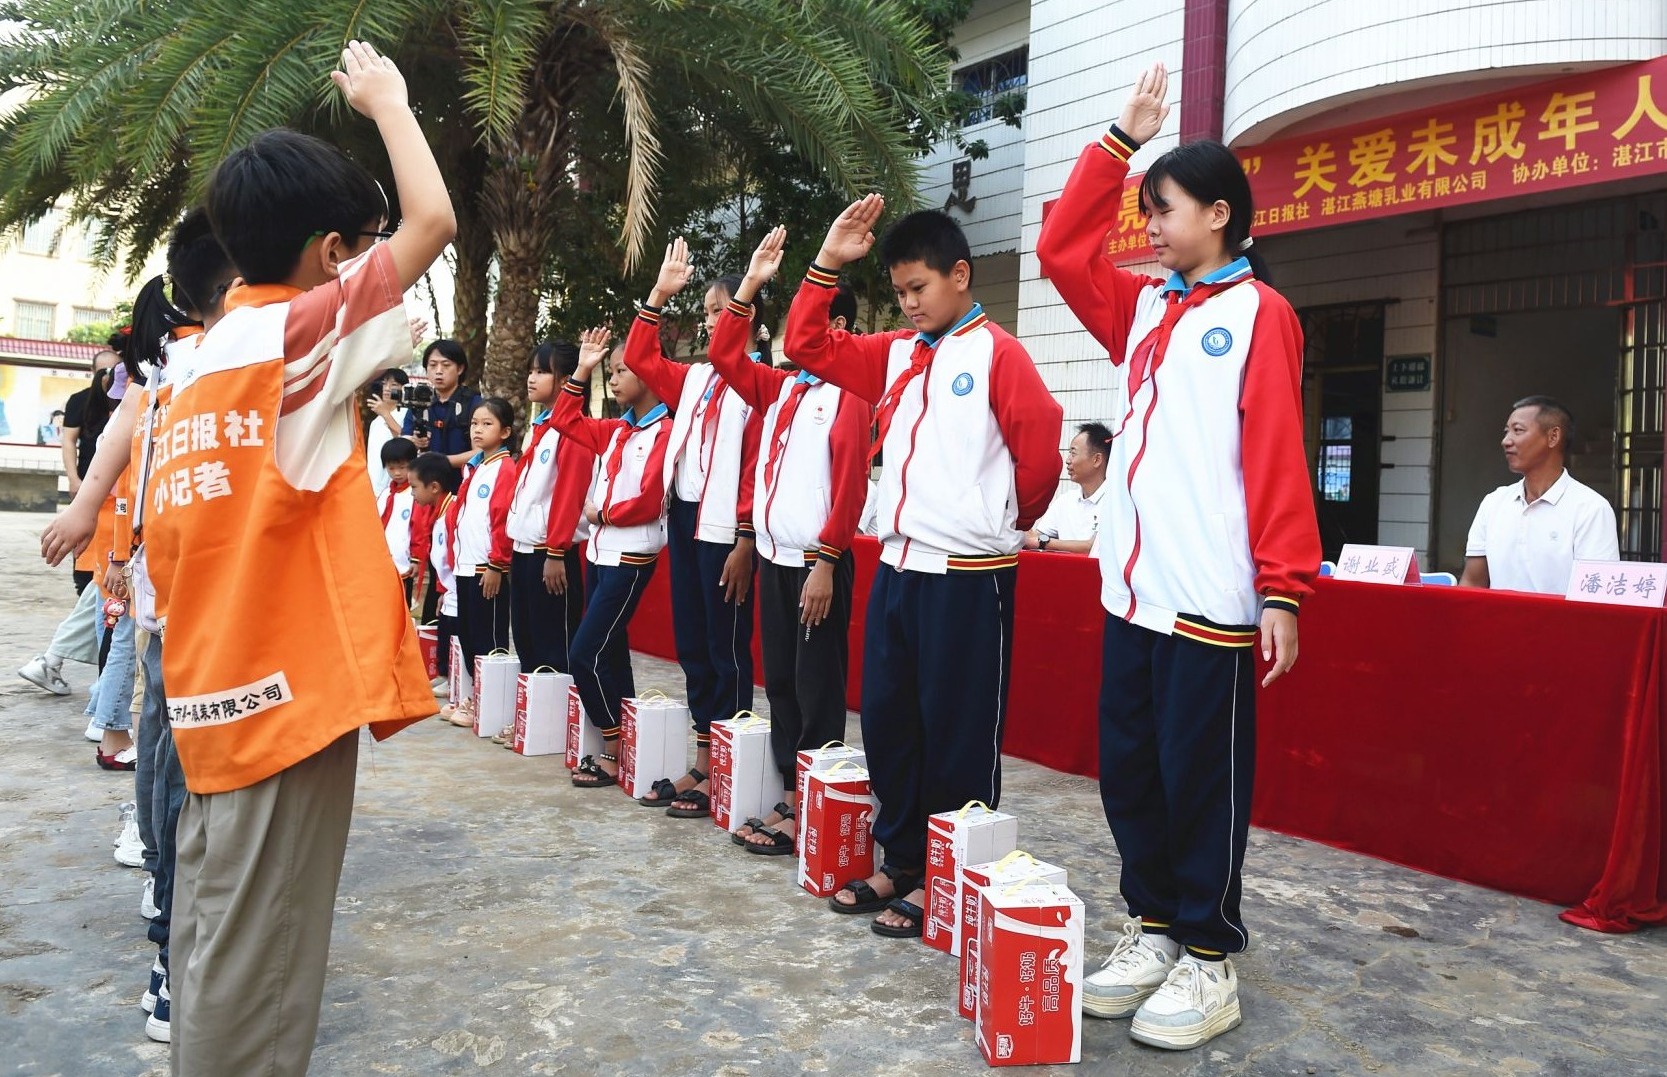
[63,300,134,344]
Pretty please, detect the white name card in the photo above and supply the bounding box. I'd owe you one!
[1565,560,1667,608]
[1334,544,1420,586]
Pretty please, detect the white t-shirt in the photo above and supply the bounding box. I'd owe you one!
[1034,480,1107,550]
[367,407,409,497]
[1465,470,1619,594]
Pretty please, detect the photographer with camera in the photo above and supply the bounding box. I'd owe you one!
[403,339,481,469]
[367,368,410,497]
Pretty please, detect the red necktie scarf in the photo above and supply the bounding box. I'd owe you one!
[869,338,933,463]
[763,380,811,488]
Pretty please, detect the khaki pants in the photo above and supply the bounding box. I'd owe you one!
[170,732,359,1077]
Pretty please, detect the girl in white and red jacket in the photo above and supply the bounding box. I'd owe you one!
[507,342,597,678]
[710,229,872,855]
[445,397,517,726]
[1036,62,1321,1052]
[551,326,672,790]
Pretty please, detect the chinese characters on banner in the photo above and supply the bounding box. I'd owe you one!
[1061,55,1667,265]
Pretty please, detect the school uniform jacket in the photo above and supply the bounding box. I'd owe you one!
[410,497,438,579]
[507,412,596,556]
[1036,127,1321,639]
[429,492,459,616]
[376,481,416,575]
[550,368,672,566]
[623,307,762,546]
[453,449,516,575]
[785,277,1063,575]
[709,297,871,568]
[143,243,433,794]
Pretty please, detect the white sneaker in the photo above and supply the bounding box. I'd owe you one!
[114,811,144,868]
[113,802,136,846]
[144,979,171,1043]
[84,718,102,742]
[1130,954,1242,1050]
[18,655,71,695]
[1083,922,1178,1018]
[140,876,160,920]
[140,957,164,1013]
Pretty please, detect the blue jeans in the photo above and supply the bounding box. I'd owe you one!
[135,630,164,871]
[139,635,186,968]
[87,613,134,732]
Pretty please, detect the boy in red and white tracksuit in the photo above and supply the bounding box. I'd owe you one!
[708,233,873,852]
[786,206,1063,936]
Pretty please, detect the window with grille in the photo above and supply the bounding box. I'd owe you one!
[14,301,55,339]
[955,47,1028,127]
[19,211,61,256]
[72,307,112,329]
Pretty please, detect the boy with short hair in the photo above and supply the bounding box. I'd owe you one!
[410,450,461,695]
[785,200,1063,936]
[377,436,420,591]
[145,41,455,1074]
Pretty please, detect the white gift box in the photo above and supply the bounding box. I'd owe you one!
[925,803,1019,957]
[514,669,571,756]
[473,653,520,738]
[617,695,690,800]
[710,713,775,834]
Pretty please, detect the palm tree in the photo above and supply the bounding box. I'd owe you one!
[0,0,958,395]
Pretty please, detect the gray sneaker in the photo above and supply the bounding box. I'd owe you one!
[1084,921,1177,1018]
[18,655,70,695]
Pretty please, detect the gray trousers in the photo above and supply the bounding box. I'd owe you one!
[170,732,359,1077]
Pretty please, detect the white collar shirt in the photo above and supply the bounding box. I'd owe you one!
[1465,469,1619,594]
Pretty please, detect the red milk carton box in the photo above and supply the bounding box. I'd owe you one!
[798,763,878,898]
[447,636,471,708]
[417,623,438,680]
[925,803,1018,956]
[514,669,570,756]
[565,684,601,771]
[958,853,1069,1021]
[977,883,1084,1067]
[795,743,866,852]
[617,696,689,800]
[710,713,773,833]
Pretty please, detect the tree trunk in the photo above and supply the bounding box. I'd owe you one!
[483,240,542,409]
[450,211,493,376]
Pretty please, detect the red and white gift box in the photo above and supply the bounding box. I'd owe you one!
[472,652,520,739]
[710,712,774,834]
[565,684,602,770]
[976,882,1084,1067]
[795,742,866,852]
[958,853,1068,1021]
[925,803,1018,956]
[617,695,689,800]
[416,623,439,680]
[513,668,570,756]
[447,636,471,708]
[798,762,878,898]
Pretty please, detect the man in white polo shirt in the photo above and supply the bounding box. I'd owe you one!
[1025,422,1110,555]
[1460,395,1618,594]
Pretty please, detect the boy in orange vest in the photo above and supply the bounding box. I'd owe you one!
[142,41,455,1075]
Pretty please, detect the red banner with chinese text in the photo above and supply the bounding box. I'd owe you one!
[1090,55,1667,264]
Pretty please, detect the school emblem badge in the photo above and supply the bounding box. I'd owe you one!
[540,446,552,464]
[1201,328,1233,356]
[476,483,490,499]
[951,372,975,396]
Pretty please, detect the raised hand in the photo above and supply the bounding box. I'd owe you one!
[1117,62,1171,146]
[331,40,408,122]
[650,237,694,305]
[576,326,612,377]
[745,226,787,287]
[815,194,884,270]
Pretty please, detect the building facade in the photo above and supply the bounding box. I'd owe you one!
[930,0,1667,568]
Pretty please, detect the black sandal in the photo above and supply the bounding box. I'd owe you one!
[743,802,796,856]
[871,895,926,939]
[639,767,707,808]
[665,787,711,818]
[827,865,918,915]
[571,753,618,788]
[730,816,768,846]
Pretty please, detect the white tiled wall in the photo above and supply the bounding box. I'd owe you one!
[1225,0,1667,142]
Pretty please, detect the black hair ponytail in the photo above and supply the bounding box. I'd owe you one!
[707,272,773,364]
[1140,139,1272,285]
[126,275,189,381]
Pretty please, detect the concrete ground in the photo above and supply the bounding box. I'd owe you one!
[2,509,1666,1077]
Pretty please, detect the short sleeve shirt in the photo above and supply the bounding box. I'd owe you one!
[1465,470,1620,594]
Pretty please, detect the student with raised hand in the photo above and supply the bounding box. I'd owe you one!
[506,341,596,677]
[1036,61,1320,1052]
[552,327,673,789]
[707,226,871,855]
[620,238,764,819]
[136,40,455,1075]
[785,200,1063,939]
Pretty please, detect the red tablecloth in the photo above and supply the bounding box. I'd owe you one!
[1254,578,1667,933]
[625,542,1667,931]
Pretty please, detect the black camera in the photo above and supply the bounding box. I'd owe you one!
[399,383,434,439]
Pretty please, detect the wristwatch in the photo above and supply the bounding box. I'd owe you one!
[1038,535,1051,551]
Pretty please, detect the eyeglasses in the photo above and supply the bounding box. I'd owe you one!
[304,228,395,250]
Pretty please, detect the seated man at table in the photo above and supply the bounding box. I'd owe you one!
[1023,422,1110,555]
[1459,395,1618,593]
